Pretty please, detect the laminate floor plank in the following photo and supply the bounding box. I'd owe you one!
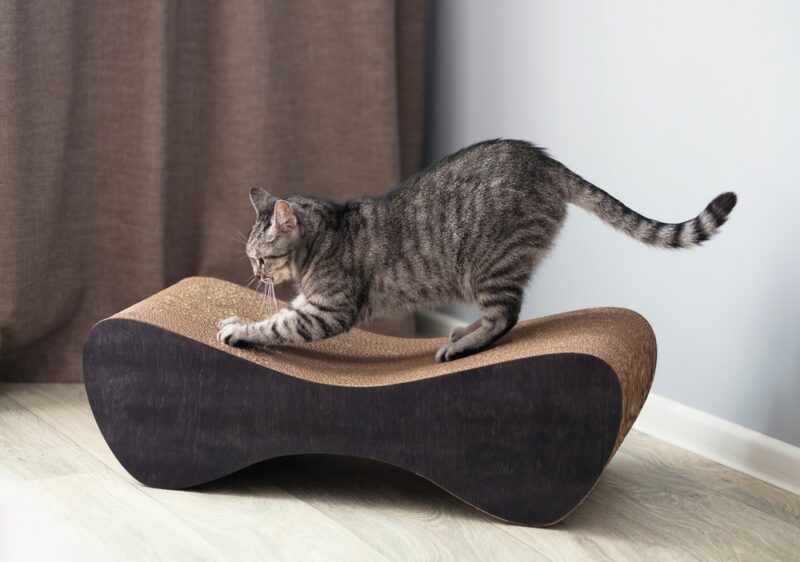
[0,383,124,474]
[0,470,224,562]
[0,393,105,482]
[584,450,799,560]
[504,435,800,561]
[259,455,546,561]
[622,430,800,529]
[140,471,390,562]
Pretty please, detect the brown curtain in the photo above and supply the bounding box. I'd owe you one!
[0,1,427,382]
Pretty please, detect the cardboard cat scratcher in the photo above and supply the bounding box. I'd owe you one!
[83,276,656,526]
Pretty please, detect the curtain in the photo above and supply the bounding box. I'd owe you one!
[0,1,427,382]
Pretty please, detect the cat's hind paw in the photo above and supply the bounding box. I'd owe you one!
[436,342,469,362]
[449,325,470,343]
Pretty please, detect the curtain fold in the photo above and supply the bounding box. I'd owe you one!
[0,0,427,382]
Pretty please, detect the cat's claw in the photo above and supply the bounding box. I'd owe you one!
[217,315,244,329]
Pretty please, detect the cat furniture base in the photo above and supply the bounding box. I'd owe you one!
[83,277,656,526]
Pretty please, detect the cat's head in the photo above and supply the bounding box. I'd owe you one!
[245,187,300,284]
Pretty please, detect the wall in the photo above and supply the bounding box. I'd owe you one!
[426,0,800,446]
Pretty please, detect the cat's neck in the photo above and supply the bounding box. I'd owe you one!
[294,199,380,295]
[292,202,341,285]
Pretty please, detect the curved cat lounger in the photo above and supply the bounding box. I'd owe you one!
[84,277,656,526]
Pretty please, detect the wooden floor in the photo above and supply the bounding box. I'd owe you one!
[1,384,798,561]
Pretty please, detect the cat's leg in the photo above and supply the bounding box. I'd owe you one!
[217,302,354,348]
[435,291,521,362]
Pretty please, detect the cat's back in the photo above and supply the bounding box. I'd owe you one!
[438,138,539,171]
[395,139,547,201]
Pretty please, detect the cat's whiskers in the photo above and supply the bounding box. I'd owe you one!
[265,278,278,316]
[257,278,269,319]
[229,226,249,244]
[253,276,278,318]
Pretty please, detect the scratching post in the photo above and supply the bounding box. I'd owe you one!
[84,277,656,526]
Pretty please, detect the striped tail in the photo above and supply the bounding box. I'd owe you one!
[567,174,737,248]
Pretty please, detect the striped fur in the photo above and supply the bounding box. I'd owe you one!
[565,168,737,248]
[217,139,737,362]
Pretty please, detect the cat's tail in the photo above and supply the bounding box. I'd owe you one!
[566,172,737,248]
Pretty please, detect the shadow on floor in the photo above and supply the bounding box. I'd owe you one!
[189,453,649,530]
[193,454,501,524]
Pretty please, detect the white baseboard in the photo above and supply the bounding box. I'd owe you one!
[416,309,800,496]
[634,393,800,496]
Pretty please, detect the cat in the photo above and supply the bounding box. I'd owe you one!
[217,139,736,362]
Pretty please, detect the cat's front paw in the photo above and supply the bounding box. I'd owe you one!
[217,323,248,347]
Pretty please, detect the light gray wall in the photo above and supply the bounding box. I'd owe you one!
[427,0,800,446]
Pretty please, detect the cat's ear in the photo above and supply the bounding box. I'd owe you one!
[274,200,297,233]
[249,187,275,215]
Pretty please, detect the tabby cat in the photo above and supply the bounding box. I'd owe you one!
[217,139,736,362]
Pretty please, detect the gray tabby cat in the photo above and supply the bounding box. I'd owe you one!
[218,139,736,362]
